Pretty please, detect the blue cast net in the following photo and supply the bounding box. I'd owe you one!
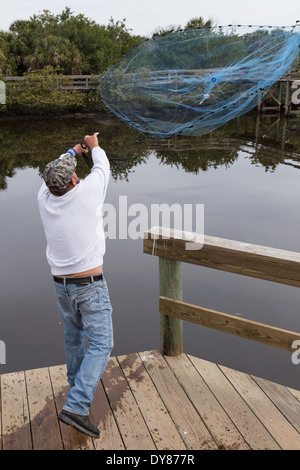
[99,25,300,138]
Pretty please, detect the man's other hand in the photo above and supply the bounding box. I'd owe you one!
[74,143,89,155]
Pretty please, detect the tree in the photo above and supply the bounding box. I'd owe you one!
[185,16,214,29]
[152,24,181,36]
[27,35,82,74]
[1,8,144,75]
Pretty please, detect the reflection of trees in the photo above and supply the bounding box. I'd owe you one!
[154,146,238,172]
[152,112,300,173]
[0,111,300,191]
[235,113,300,171]
[0,115,151,190]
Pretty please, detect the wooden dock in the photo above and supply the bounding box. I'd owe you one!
[1,350,300,451]
[2,227,300,451]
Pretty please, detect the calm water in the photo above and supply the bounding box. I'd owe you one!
[1,111,300,390]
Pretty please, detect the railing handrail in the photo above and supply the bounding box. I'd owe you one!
[2,75,97,91]
[144,226,300,287]
[2,75,94,80]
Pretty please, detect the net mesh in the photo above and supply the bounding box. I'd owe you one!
[99,25,300,138]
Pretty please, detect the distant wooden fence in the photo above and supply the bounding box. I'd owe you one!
[3,75,97,91]
[143,226,300,356]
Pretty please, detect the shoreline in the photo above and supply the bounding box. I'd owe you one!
[0,109,107,122]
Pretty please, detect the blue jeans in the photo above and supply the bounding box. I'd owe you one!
[54,276,113,416]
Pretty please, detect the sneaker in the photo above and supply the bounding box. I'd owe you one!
[58,409,100,439]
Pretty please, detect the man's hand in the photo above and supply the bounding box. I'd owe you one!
[73,143,89,155]
[84,132,100,150]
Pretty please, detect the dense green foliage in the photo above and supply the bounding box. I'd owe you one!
[0,7,145,76]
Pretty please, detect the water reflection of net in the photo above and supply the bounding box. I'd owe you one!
[99,25,300,138]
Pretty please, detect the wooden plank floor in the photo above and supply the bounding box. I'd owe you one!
[1,350,300,451]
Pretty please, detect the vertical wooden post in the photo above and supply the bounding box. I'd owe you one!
[278,81,282,107]
[284,79,290,116]
[159,257,183,356]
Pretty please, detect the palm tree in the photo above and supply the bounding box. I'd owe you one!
[4,32,30,75]
[185,17,214,29]
[28,35,82,74]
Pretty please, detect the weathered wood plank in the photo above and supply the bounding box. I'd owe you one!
[1,371,32,450]
[49,364,94,450]
[288,387,300,402]
[220,365,300,450]
[25,367,63,450]
[165,353,249,450]
[118,352,186,450]
[101,356,156,450]
[140,350,218,450]
[144,227,300,287]
[187,355,280,450]
[91,379,125,450]
[252,376,300,434]
[159,296,300,352]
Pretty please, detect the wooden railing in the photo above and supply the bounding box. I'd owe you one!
[143,226,300,356]
[3,75,97,91]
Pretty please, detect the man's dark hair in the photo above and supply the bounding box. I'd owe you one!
[48,183,72,196]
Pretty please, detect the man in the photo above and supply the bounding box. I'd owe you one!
[38,132,113,439]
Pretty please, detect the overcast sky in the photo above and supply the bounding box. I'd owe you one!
[1,0,300,36]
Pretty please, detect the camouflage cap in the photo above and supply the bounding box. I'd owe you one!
[42,154,77,189]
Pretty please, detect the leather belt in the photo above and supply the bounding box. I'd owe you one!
[53,274,103,284]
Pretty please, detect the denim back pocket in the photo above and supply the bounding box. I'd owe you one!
[75,285,102,315]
